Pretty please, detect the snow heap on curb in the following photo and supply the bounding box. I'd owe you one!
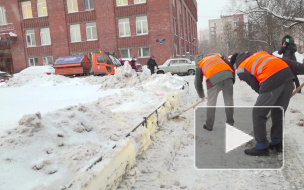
[0,65,187,190]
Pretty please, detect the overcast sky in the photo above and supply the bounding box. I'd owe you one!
[197,0,232,30]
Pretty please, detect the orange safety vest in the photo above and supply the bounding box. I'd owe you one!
[238,51,289,83]
[197,54,233,80]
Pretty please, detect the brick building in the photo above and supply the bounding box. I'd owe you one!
[0,0,197,73]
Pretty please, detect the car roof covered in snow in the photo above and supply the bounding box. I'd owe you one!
[54,55,86,65]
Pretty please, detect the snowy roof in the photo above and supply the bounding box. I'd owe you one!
[54,55,86,65]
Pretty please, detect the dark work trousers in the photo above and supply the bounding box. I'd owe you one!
[150,68,155,74]
[293,73,301,91]
[206,78,234,129]
[253,80,294,146]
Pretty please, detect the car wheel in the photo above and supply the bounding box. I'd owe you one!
[157,70,165,74]
[188,69,195,75]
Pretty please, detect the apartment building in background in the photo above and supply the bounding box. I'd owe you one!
[0,0,198,74]
[209,14,244,43]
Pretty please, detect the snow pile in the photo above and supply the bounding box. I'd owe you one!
[0,65,187,190]
[20,65,55,75]
[3,73,81,87]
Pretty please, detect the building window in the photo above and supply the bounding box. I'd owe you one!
[120,49,132,58]
[70,24,81,42]
[86,22,97,40]
[0,7,7,25]
[22,1,33,19]
[134,0,146,4]
[43,56,53,65]
[83,0,94,10]
[136,16,148,35]
[26,29,36,47]
[29,58,38,66]
[138,47,150,57]
[118,18,130,37]
[40,28,51,45]
[37,0,48,17]
[116,0,128,6]
[67,0,78,13]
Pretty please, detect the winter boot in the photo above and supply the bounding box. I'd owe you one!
[269,141,283,152]
[203,124,212,131]
[244,147,269,156]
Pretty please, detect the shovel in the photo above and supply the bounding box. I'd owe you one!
[167,97,207,119]
[267,82,304,119]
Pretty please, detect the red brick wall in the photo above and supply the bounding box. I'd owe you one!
[95,0,117,53]
[1,0,27,72]
[1,0,197,73]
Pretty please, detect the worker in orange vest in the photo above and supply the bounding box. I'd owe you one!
[195,54,235,131]
[230,51,300,156]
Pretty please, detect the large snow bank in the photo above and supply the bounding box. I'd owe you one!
[0,63,187,190]
[20,65,55,75]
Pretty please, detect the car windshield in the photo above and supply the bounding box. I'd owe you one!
[109,55,121,67]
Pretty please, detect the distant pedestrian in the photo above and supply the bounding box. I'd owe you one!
[147,56,159,74]
[278,35,301,93]
[119,58,124,66]
[129,58,136,70]
[195,54,235,131]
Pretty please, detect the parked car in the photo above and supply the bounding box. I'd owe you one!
[0,71,12,82]
[156,58,196,75]
[20,65,55,75]
[121,58,143,72]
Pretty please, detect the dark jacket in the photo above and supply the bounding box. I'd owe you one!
[235,52,295,94]
[194,57,235,98]
[147,58,158,70]
[278,35,297,61]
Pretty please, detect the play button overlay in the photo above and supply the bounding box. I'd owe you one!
[225,124,253,153]
[194,106,283,169]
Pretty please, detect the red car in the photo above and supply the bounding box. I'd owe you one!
[0,71,11,82]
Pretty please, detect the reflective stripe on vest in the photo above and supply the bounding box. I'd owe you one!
[197,54,233,80]
[239,51,288,83]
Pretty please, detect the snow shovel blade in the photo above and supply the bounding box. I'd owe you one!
[167,111,183,119]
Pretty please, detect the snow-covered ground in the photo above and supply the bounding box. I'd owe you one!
[0,64,186,190]
[1,62,304,190]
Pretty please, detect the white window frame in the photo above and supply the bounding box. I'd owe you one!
[40,28,51,45]
[86,22,97,41]
[29,58,38,66]
[67,0,79,13]
[0,6,7,26]
[116,0,128,6]
[37,0,48,17]
[138,47,150,58]
[136,16,148,35]
[70,24,81,42]
[22,1,33,19]
[120,49,132,58]
[134,0,146,4]
[118,18,131,37]
[43,56,53,65]
[83,0,94,10]
[26,29,36,47]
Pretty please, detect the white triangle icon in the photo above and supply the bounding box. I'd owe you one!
[225,124,254,153]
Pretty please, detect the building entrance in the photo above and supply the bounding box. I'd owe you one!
[0,49,13,74]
